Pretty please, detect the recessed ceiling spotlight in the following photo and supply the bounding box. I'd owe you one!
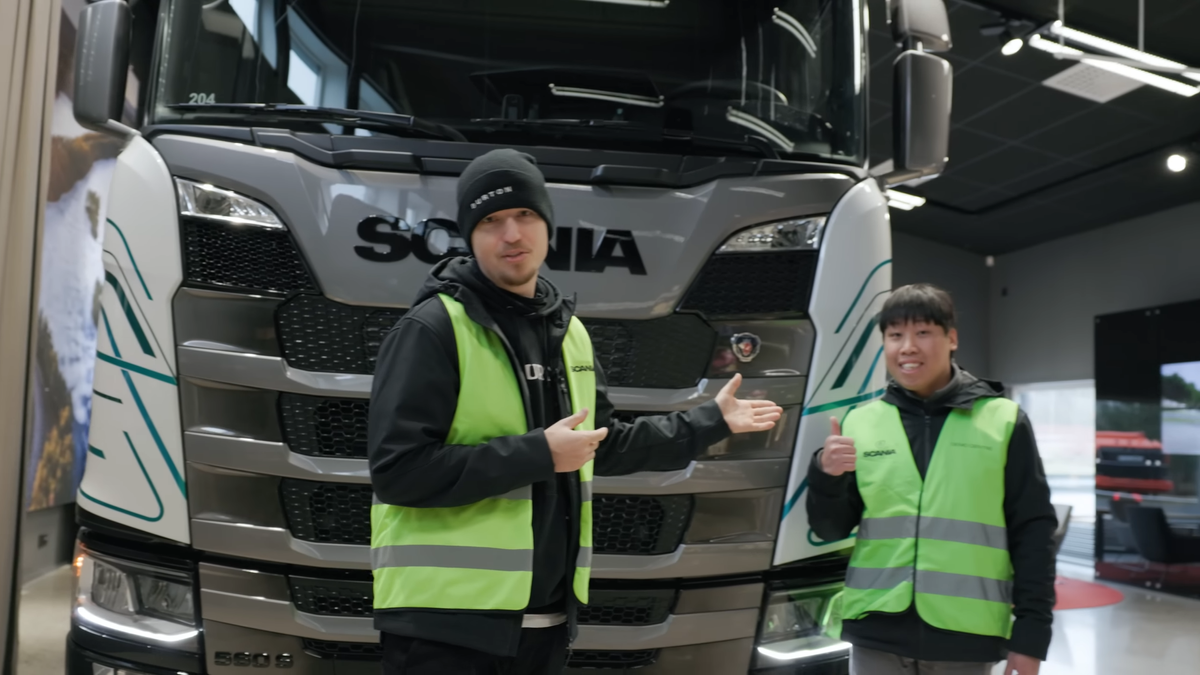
[981,20,1029,57]
[1167,154,1188,172]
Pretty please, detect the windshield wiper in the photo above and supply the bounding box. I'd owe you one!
[169,103,467,142]
[468,118,780,159]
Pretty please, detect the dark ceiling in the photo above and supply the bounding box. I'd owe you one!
[872,0,1200,254]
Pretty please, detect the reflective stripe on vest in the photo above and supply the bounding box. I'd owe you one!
[370,294,596,612]
[842,398,1018,638]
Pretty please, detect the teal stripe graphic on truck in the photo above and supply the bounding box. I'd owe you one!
[832,317,879,389]
[107,218,153,300]
[105,271,155,356]
[80,432,165,522]
[98,297,186,498]
[835,259,891,334]
[782,262,890,527]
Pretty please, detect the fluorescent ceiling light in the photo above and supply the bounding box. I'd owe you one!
[1048,21,1200,82]
[548,84,664,108]
[1001,37,1023,56]
[1168,154,1188,172]
[1027,35,1200,97]
[575,0,669,6]
[772,8,818,58]
[725,108,795,152]
[885,189,926,211]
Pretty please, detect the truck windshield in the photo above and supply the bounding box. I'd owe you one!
[151,0,864,164]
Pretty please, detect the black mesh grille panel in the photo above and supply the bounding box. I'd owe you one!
[578,589,676,626]
[277,295,404,373]
[280,480,373,545]
[279,394,369,458]
[581,315,714,389]
[680,251,818,317]
[302,640,383,660]
[290,578,372,616]
[274,295,712,387]
[567,650,658,669]
[593,495,692,555]
[182,217,316,294]
[279,482,691,554]
[288,580,675,626]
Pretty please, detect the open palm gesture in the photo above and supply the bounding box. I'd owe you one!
[715,374,784,433]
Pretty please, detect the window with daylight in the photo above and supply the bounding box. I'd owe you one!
[1011,380,1096,520]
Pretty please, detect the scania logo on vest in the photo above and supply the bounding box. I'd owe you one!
[353,217,646,275]
[571,365,595,372]
[863,449,896,458]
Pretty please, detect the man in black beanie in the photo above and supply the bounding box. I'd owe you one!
[367,148,785,674]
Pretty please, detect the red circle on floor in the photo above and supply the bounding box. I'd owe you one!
[1053,576,1124,610]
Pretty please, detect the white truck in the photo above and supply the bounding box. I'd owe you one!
[66,0,951,673]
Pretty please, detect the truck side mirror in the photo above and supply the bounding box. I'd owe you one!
[881,0,953,187]
[883,51,952,187]
[886,0,952,52]
[74,0,134,136]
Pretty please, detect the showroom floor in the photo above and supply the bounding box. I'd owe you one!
[16,558,1200,675]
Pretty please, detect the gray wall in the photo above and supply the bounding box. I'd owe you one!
[990,200,1200,385]
[892,232,991,378]
[21,505,76,585]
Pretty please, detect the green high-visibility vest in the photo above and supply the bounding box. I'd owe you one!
[841,397,1018,638]
[370,294,595,612]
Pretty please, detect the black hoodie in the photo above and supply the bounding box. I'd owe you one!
[368,257,731,657]
[806,366,1057,663]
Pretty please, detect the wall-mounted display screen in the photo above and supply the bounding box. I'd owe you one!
[1162,362,1200,463]
[1094,303,1200,598]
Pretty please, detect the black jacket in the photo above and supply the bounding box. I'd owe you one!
[368,257,731,657]
[806,366,1057,662]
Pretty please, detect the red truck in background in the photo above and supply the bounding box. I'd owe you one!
[1096,431,1175,494]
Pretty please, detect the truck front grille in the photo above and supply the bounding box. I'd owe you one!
[290,577,372,616]
[593,495,692,556]
[280,480,373,546]
[300,643,662,669]
[288,578,675,627]
[182,217,317,295]
[584,314,714,389]
[279,481,691,555]
[273,295,714,388]
[680,250,818,317]
[578,589,676,625]
[568,650,658,669]
[279,394,370,458]
[301,640,383,660]
[277,295,404,373]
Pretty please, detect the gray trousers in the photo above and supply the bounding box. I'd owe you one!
[850,646,998,675]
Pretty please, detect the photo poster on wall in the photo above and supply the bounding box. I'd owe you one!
[25,5,139,512]
[1094,303,1200,598]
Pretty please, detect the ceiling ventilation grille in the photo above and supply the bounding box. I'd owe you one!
[1043,62,1145,103]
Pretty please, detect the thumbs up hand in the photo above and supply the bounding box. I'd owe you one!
[820,417,857,476]
[545,408,609,473]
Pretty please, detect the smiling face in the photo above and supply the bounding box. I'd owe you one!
[884,320,958,399]
[470,207,549,297]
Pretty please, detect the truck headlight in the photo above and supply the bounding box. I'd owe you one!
[755,583,849,669]
[175,177,284,229]
[716,217,825,253]
[73,545,200,653]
